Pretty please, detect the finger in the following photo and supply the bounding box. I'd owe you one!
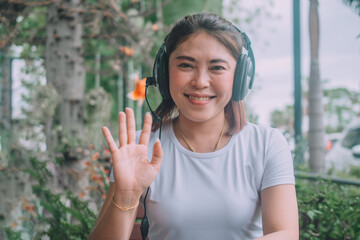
[139,112,153,146]
[118,112,127,147]
[102,127,118,153]
[125,108,136,144]
[150,139,163,172]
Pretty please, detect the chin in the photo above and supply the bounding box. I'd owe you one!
[179,110,223,123]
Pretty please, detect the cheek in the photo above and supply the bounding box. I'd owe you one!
[168,71,177,91]
[169,67,188,91]
[168,70,181,99]
[217,76,234,96]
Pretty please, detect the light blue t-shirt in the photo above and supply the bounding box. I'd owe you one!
[110,121,295,240]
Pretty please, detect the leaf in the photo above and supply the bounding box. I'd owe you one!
[307,209,322,220]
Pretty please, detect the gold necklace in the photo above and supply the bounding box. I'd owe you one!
[176,121,226,152]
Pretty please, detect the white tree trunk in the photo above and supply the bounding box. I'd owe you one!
[45,0,85,140]
[308,0,325,173]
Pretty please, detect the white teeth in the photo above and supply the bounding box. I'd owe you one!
[188,96,211,101]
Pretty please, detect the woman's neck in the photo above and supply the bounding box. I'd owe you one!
[173,114,230,153]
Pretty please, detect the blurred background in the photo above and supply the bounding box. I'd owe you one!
[1,0,360,239]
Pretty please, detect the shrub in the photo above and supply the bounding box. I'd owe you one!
[4,153,109,240]
[296,178,360,240]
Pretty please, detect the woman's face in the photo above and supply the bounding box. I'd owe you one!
[168,32,237,124]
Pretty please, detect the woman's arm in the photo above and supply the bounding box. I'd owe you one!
[88,108,163,240]
[255,184,299,240]
[89,182,137,240]
[88,183,138,240]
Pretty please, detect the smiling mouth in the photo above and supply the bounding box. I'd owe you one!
[185,94,216,101]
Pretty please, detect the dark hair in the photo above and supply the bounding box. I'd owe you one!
[152,13,246,135]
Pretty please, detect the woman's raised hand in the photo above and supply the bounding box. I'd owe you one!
[102,108,163,206]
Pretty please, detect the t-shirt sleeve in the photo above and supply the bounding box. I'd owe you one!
[260,129,295,191]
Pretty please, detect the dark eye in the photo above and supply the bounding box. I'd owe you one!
[211,65,226,70]
[178,63,193,68]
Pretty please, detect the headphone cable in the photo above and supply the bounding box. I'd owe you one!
[141,82,162,239]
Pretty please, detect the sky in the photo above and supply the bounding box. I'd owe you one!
[224,0,360,126]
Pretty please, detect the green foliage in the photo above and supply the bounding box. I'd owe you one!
[5,227,22,240]
[270,105,294,130]
[342,0,360,15]
[53,127,85,164]
[297,179,360,239]
[271,85,360,134]
[16,7,47,49]
[323,87,360,133]
[349,165,360,178]
[163,0,222,25]
[5,156,99,240]
[25,84,60,123]
[24,156,51,186]
[32,186,97,240]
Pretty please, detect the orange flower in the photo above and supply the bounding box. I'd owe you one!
[120,46,134,56]
[103,145,111,157]
[24,204,36,212]
[12,222,17,228]
[127,76,146,106]
[83,161,92,166]
[89,144,94,149]
[22,199,37,217]
[152,24,159,31]
[79,192,85,198]
[91,152,100,161]
[91,174,103,181]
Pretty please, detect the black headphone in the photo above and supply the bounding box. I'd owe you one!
[146,27,255,102]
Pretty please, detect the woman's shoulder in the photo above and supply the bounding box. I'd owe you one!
[235,122,288,151]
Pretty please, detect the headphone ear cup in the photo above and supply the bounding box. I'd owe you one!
[153,43,170,100]
[233,53,251,101]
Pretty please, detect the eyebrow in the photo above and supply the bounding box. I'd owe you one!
[175,55,230,65]
[175,56,195,61]
[210,59,229,64]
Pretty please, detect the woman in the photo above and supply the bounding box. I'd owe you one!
[89,13,298,240]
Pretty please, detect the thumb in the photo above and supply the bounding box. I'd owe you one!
[150,139,163,172]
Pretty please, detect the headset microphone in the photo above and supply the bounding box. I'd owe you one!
[145,77,162,124]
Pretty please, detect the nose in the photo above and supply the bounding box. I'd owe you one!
[191,68,210,89]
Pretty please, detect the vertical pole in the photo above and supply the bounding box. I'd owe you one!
[127,61,134,110]
[95,51,100,88]
[9,58,13,127]
[123,62,128,111]
[308,0,324,173]
[293,0,303,164]
[117,72,123,112]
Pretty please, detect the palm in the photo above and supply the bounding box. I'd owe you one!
[112,144,157,193]
[102,108,162,203]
